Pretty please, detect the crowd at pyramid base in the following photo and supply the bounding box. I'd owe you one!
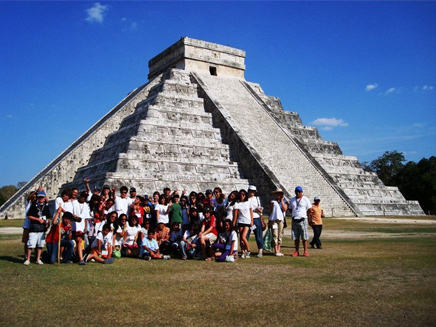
[0,37,424,219]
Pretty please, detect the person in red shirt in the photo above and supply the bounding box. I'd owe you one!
[199,206,218,260]
[46,207,75,264]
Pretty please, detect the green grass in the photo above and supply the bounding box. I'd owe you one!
[0,219,24,228]
[0,219,435,326]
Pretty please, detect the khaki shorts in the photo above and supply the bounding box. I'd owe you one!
[270,220,284,246]
[204,233,217,244]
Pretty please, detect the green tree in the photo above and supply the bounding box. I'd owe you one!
[368,150,405,185]
[0,185,19,207]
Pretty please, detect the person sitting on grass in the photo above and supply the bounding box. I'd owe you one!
[86,223,115,264]
[199,206,218,261]
[141,229,170,260]
[212,220,238,262]
[169,222,183,256]
[74,192,89,265]
[122,216,141,257]
[180,224,200,260]
[24,191,51,265]
[155,222,171,255]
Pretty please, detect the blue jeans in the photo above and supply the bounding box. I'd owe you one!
[253,218,264,250]
[47,240,74,264]
[180,240,196,259]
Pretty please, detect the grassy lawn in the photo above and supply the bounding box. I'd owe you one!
[0,219,435,326]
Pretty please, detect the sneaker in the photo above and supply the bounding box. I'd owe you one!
[303,252,309,257]
[142,255,151,261]
[275,252,284,257]
[90,259,95,263]
[292,251,299,257]
[241,253,246,259]
[181,256,187,261]
[104,257,115,264]
[83,253,89,262]
[163,255,171,260]
[79,260,86,265]
[36,260,44,265]
[257,252,263,258]
[245,251,251,258]
[23,260,30,266]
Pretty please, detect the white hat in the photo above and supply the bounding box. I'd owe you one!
[248,185,257,191]
[314,196,321,201]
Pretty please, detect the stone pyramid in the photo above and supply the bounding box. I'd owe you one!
[0,37,424,218]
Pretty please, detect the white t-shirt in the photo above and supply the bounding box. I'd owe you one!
[234,201,252,225]
[124,224,140,245]
[115,196,130,216]
[248,196,261,219]
[23,200,32,229]
[55,197,73,213]
[91,231,113,250]
[224,199,235,221]
[72,201,90,232]
[228,230,238,252]
[156,204,169,225]
[290,196,311,219]
[269,200,285,221]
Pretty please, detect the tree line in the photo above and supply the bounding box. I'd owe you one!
[362,151,436,215]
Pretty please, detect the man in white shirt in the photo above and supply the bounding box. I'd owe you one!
[114,186,130,216]
[290,186,312,257]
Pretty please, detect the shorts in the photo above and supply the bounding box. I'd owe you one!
[238,223,251,228]
[291,219,309,241]
[27,232,46,248]
[73,231,85,239]
[204,233,218,244]
[22,228,30,243]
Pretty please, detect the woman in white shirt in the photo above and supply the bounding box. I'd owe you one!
[268,188,288,257]
[233,189,253,259]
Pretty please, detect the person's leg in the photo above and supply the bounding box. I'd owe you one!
[36,247,42,262]
[179,240,187,259]
[76,237,83,261]
[47,242,58,264]
[276,220,283,254]
[61,240,74,262]
[241,227,250,253]
[310,225,317,248]
[317,225,323,248]
[200,235,210,257]
[253,218,264,255]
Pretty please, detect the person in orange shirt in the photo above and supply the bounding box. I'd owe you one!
[309,196,325,249]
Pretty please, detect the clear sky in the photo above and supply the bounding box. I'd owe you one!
[0,1,435,186]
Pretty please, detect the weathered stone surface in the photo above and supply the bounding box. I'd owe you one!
[0,37,424,218]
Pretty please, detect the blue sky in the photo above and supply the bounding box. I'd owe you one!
[0,1,435,186]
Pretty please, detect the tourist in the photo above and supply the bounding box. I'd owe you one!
[122,216,140,257]
[114,185,130,216]
[179,224,199,260]
[22,190,37,258]
[233,189,253,259]
[155,222,171,255]
[55,189,73,214]
[212,219,238,262]
[224,190,238,221]
[86,223,115,264]
[247,185,264,258]
[199,206,218,260]
[180,195,190,231]
[115,213,128,253]
[129,187,137,204]
[73,191,90,265]
[290,186,312,257]
[169,194,183,227]
[156,194,170,227]
[141,229,170,260]
[309,196,325,249]
[212,187,226,232]
[268,188,287,257]
[169,221,183,256]
[24,191,51,265]
[130,197,144,226]
[46,208,75,264]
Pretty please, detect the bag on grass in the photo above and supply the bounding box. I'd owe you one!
[263,229,273,252]
[113,248,122,258]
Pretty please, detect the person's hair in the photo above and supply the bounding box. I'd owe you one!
[120,186,128,193]
[163,187,171,193]
[142,219,150,228]
[148,229,155,235]
[238,189,248,202]
[213,187,222,194]
[227,190,239,205]
[63,211,73,222]
[180,195,188,203]
[129,215,139,227]
[153,191,160,197]
[224,219,233,229]
[159,194,167,205]
[61,189,72,198]
[79,191,87,199]
[89,194,101,212]
[102,223,111,231]
[172,194,180,200]
[118,214,128,225]
[27,191,36,202]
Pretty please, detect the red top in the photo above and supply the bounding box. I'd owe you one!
[202,215,218,236]
[46,222,71,243]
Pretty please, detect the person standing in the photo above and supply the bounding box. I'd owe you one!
[309,196,325,249]
[290,186,312,257]
[268,188,287,257]
[247,185,264,258]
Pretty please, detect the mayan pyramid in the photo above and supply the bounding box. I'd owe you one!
[0,37,424,218]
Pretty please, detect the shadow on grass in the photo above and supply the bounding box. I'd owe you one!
[0,255,24,264]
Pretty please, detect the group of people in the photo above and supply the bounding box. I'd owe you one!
[22,179,325,265]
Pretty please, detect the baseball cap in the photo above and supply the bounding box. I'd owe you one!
[37,191,46,198]
[248,185,257,192]
[295,186,303,192]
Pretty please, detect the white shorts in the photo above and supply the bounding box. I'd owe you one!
[27,232,46,248]
[204,233,217,244]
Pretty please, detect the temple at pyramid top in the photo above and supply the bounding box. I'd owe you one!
[148,37,246,80]
[0,37,424,218]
